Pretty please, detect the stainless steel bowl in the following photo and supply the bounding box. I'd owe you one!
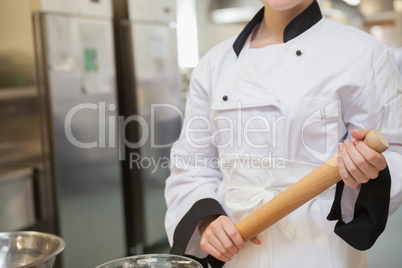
[0,231,65,268]
[95,254,203,268]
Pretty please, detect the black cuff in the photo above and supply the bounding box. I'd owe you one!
[170,198,226,267]
[327,166,391,250]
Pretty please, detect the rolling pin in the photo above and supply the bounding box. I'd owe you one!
[235,129,389,242]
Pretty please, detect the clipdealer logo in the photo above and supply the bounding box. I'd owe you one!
[64,100,341,170]
[301,100,341,165]
[64,102,183,161]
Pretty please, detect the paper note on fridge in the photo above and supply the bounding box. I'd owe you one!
[79,21,114,95]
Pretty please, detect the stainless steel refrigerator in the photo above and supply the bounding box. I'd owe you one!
[113,0,183,254]
[32,1,126,267]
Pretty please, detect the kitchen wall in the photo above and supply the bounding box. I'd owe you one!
[194,0,255,57]
[0,0,41,165]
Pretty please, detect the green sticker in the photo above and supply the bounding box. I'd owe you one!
[84,48,98,72]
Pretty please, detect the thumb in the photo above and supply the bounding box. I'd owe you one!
[350,129,370,140]
[250,236,262,245]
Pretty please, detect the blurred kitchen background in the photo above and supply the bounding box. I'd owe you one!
[0,0,401,267]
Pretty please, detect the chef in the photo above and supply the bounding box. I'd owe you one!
[164,0,402,267]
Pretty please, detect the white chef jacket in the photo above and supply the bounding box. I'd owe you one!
[165,1,402,267]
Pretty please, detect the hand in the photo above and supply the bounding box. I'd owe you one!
[199,215,261,262]
[337,129,387,188]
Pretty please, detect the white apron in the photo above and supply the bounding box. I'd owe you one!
[217,155,367,268]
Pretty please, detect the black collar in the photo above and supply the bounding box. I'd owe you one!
[233,0,323,57]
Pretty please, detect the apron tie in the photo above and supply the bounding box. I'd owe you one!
[222,178,296,241]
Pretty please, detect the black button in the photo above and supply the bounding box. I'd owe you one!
[222,95,228,101]
[296,50,302,56]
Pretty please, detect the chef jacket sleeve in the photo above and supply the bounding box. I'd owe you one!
[327,47,402,250]
[164,54,226,261]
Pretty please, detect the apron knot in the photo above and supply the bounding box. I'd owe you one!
[222,178,296,240]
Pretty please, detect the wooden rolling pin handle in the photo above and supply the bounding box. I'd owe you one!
[235,129,389,242]
[362,129,389,154]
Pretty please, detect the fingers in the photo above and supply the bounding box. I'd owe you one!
[354,140,387,170]
[337,153,360,188]
[250,236,262,245]
[350,129,387,169]
[200,216,246,262]
[201,233,233,262]
[350,129,369,140]
[339,140,372,184]
[338,137,387,188]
